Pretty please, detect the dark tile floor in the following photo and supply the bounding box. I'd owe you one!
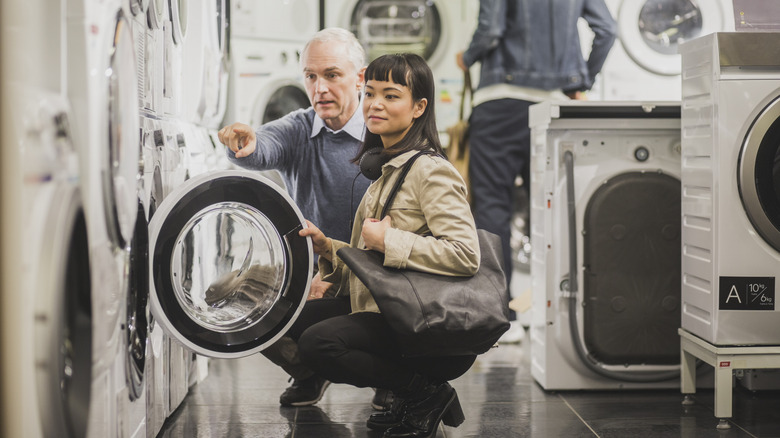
[158,333,780,437]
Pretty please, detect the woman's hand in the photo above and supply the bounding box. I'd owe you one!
[299,220,333,261]
[307,272,332,300]
[362,216,392,253]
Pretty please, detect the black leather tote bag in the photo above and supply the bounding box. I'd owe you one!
[337,152,510,357]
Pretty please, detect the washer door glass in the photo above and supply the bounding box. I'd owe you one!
[149,171,312,358]
[107,13,141,249]
[350,0,441,61]
[169,0,188,45]
[739,94,780,253]
[618,0,726,75]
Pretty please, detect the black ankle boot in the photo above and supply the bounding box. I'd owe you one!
[383,382,464,438]
[366,394,406,430]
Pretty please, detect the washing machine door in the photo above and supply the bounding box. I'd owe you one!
[105,13,141,249]
[739,95,780,253]
[148,170,312,358]
[35,185,93,438]
[350,0,442,61]
[255,84,310,126]
[169,0,188,45]
[618,0,728,76]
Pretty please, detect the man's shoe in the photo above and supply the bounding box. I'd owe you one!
[372,388,395,411]
[279,375,331,406]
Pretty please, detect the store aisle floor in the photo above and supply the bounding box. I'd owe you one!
[158,333,780,437]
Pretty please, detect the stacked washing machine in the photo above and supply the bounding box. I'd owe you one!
[324,0,478,139]
[679,32,780,347]
[3,1,95,437]
[131,0,236,436]
[66,0,152,436]
[223,0,318,128]
[529,101,684,390]
[593,0,734,101]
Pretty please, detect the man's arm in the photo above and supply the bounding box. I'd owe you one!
[218,108,311,171]
[460,0,506,68]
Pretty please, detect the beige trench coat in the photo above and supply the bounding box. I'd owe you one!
[318,150,480,314]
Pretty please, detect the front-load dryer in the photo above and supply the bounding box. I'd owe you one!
[148,170,313,359]
[529,101,683,390]
[596,0,733,101]
[325,0,478,138]
[680,32,780,346]
[14,88,94,438]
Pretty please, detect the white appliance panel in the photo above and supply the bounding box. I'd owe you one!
[529,101,683,390]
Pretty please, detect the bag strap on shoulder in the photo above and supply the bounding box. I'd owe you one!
[380,151,429,218]
[458,69,473,121]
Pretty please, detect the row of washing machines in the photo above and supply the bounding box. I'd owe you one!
[1,0,482,437]
[5,0,236,437]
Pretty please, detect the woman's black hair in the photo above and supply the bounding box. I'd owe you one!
[352,53,445,164]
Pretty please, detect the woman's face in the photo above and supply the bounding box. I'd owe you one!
[363,77,427,148]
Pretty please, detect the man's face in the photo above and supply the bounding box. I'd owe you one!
[302,40,364,131]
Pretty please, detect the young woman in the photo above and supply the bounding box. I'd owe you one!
[297,53,479,437]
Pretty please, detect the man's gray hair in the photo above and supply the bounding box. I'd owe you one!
[302,27,366,73]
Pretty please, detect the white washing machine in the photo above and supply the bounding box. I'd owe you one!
[179,0,228,126]
[223,0,316,128]
[66,1,144,436]
[10,84,95,438]
[325,0,477,136]
[595,0,733,101]
[529,101,683,390]
[680,32,780,346]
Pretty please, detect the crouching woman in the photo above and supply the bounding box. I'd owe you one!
[297,53,479,438]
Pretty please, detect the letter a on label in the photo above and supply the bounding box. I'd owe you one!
[726,285,742,303]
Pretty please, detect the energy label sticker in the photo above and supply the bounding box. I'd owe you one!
[719,277,776,310]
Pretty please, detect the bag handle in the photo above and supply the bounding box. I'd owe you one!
[380,151,429,218]
[458,69,473,121]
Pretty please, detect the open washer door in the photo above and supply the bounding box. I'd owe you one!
[148,170,312,358]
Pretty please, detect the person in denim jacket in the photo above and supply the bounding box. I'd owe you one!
[456,0,616,339]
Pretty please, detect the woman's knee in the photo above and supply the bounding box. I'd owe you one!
[297,319,346,366]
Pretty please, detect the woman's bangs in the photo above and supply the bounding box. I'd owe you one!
[365,55,410,87]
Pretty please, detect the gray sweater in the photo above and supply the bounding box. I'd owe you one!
[227,107,370,243]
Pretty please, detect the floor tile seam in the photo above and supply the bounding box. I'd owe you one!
[724,421,759,438]
[557,393,601,437]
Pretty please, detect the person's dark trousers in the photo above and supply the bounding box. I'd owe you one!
[468,98,533,320]
[297,312,476,390]
[261,295,351,380]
